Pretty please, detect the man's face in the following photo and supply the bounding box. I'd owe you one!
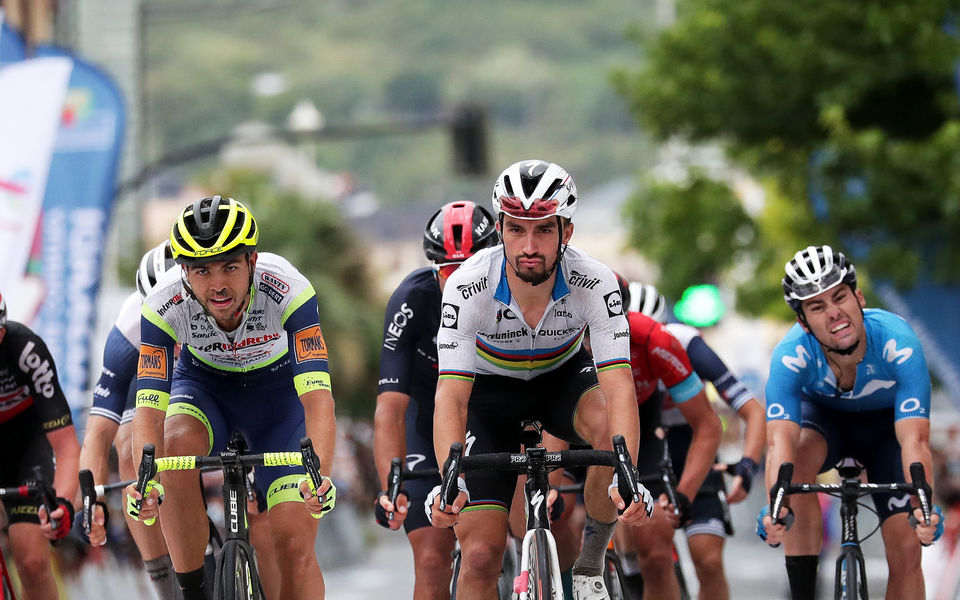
[184,253,256,329]
[499,215,573,285]
[799,284,866,353]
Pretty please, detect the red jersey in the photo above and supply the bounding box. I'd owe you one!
[627,311,701,407]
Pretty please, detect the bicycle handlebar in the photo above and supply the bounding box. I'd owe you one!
[135,438,324,505]
[33,465,60,532]
[769,461,931,525]
[386,457,403,520]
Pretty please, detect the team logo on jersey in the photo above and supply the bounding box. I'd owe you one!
[260,272,290,294]
[496,308,517,322]
[294,325,328,363]
[18,341,56,399]
[781,345,811,373]
[137,344,168,379]
[604,291,623,317]
[882,339,913,365]
[258,282,283,304]
[441,303,459,329]
[156,293,184,317]
[383,303,415,351]
[569,270,602,290]
[457,276,488,300]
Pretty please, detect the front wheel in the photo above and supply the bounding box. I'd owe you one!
[529,529,555,600]
[835,550,867,600]
[215,541,264,600]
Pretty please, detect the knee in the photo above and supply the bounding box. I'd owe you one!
[163,416,209,456]
[693,549,725,581]
[16,549,51,583]
[885,530,922,572]
[414,545,454,584]
[635,543,675,572]
[459,540,505,581]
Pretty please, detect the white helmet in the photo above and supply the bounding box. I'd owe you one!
[492,160,578,221]
[628,282,667,323]
[137,241,177,298]
[782,245,857,312]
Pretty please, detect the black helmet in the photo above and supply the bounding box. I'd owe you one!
[423,201,499,264]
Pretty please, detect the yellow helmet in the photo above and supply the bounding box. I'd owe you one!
[170,196,258,265]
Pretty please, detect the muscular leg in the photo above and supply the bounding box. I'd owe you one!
[783,427,828,600]
[159,414,213,573]
[453,508,509,599]
[628,512,681,599]
[408,525,457,600]
[783,428,828,555]
[267,500,325,599]
[573,388,616,523]
[880,513,924,600]
[687,533,728,600]
[8,522,57,600]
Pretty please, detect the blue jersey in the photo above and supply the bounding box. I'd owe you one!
[377,268,442,435]
[766,309,931,425]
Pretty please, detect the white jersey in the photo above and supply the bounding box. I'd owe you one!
[437,245,631,381]
[141,252,317,372]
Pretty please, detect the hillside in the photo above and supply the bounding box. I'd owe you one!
[144,0,658,207]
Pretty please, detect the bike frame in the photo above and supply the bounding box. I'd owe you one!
[770,459,932,600]
[514,445,564,600]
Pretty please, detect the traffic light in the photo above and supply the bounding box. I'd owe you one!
[673,284,725,327]
[450,104,488,177]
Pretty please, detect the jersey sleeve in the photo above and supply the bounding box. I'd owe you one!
[436,282,481,383]
[648,326,703,403]
[578,271,631,373]
[90,326,140,423]
[136,305,178,414]
[684,335,757,411]
[378,285,418,394]
[888,327,932,421]
[283,294,332,396]
[15,331,72,431]
[764,339,810,425]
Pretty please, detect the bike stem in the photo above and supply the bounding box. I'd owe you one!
[524,447,551,531]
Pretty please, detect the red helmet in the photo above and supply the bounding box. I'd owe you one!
[423,201,499,264]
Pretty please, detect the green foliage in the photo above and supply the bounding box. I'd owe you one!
[615,0,960,318]
[202,169,382,418]
[623,171,755,299]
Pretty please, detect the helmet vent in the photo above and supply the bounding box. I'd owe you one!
[451,225,464,251]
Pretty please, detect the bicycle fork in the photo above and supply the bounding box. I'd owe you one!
[514,528,564,600]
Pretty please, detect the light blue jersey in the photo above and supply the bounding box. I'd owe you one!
[766,308,931,425]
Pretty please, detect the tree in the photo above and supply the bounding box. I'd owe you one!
[613,0,960,317]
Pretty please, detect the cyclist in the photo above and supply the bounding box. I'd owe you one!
[0,291,80,599]
[373,200,499,599]
[126,196,336,600]
[77,241,182,599]
[619,279,723,600]
[759,245,942,600]
[629,281,765,600]
[428,159,654,600]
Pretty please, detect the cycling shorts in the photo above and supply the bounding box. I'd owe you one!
[802,401,912,522]
[401,399,440,534]
[461,348,596,513]
[167,356,307,510]
[0,423,54,525]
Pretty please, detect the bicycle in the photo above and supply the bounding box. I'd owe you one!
[769,458,933,600]
[133,436,326,600]
[435,422,646,600]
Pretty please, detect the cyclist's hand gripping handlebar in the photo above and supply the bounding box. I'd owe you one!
[134,444,157,515]
[439,442,463,512]
[386,457,403,520]
[79,469,96,535]
[33,465,59,532]
[910,462,932,527]
[769,463,794,527]
[300,437,324,492]
[613,435,641,508]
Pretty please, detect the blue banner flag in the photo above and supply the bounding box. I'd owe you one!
[33,46,125,411]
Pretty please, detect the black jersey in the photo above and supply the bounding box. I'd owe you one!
[378,268,442,434]
[0,321,72,430]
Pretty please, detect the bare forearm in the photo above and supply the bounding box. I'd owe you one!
[302,391,336,477]
[764,422,799,494]
[677,423,721,499]
[739,400,767,462]
[132,408,166,472]
[373,393,408,488]
[79,417,120,484]
[49,426,81,503]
